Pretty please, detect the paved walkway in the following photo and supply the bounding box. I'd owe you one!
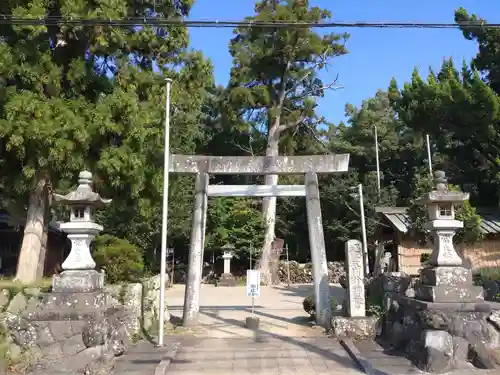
[115,284,360,375]
[169,335,363,375]
[161,284,361,374]
[165,284,345,338]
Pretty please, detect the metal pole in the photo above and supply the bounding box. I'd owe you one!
[358,184,369,277]
[158,78,172,347]
[171,248,175,286]
[374,126,381,196]
[426,134,433,177]
[286,244,290,287]
[249,247,252,270]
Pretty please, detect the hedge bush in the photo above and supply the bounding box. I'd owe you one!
[93,235,144,284]
[302,294,340,318]
[303,295,315,316]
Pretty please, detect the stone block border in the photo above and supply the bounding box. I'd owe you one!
[339,338,374,375]
[153,342,181,375]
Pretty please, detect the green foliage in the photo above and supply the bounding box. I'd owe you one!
[391,59,500,208]
[318,170,397,259]
[93,235,144,284]
[453,187,484,244]
[206,197,265,256]
[302,295,315,317]
[473,267,500,285]
[455,8,500,94]
[0,278,52,300]
[420,253,431,264]
[302,294,339,318]
[366,299,385,317]
[407,170,483,245]
[328,90,423,202]
[407,170,434,244]
[2,1,500,273]
[0,0,214,278]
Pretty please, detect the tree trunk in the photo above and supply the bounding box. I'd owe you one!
[258,120,280,285]
[15,178,50,284]
[36,188,52,278]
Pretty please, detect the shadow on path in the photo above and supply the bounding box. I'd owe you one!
[161,308,361,373]
[168,304,312,328]
[272,284,345,300]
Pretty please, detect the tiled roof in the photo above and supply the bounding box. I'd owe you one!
[376,207,500,235]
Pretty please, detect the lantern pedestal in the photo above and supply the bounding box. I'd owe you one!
[415,266,484,302]
[59,221,103,271]
[413,220,484,303]
[218,273,236,287]
[52,270,105,293]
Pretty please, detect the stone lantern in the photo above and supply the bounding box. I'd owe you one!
[414,170,483,302]
[52,170,112,292]
[218,243,236,287]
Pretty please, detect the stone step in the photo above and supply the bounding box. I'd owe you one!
[350,338,423,375]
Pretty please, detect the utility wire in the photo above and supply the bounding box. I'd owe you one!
[0,16,496,29]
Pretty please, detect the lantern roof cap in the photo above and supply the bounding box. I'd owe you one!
[54,170,112,209]
[416,170,469,206]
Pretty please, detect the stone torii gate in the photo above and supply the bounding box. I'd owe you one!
[169,153,350,328]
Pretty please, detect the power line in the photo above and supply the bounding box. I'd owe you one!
[0,16,497,29]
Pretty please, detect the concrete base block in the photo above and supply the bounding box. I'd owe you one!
[217,273,236,287]
[245,316,260,330]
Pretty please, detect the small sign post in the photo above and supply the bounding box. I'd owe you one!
[246,269,260,316]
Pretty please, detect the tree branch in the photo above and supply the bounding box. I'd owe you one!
[278,116,304,132]
[231,139,255,156]
[284,46,335,96]
[288,73,343,102]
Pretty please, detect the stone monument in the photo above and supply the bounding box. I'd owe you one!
[382,171,500,373]
[345,239,366,317]
[52,170,111,292]
[218,244,236,287]
[331,239,379,339]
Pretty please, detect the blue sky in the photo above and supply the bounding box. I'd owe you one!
[187,0,498,124]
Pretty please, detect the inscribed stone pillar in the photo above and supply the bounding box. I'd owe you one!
[183,172,209,327]
[345,239,366,317]
[305,172,331,328]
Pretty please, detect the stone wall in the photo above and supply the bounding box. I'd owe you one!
[397,238,500,275]
[461,239,500,270]
[0,275,169,374]
[105,275,169,337]
[397,240,431,275]
[379,273,500,372]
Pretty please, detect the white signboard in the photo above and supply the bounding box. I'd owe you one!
[246,270,261,298]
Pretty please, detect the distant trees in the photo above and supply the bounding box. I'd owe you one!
[0,1,498,282]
